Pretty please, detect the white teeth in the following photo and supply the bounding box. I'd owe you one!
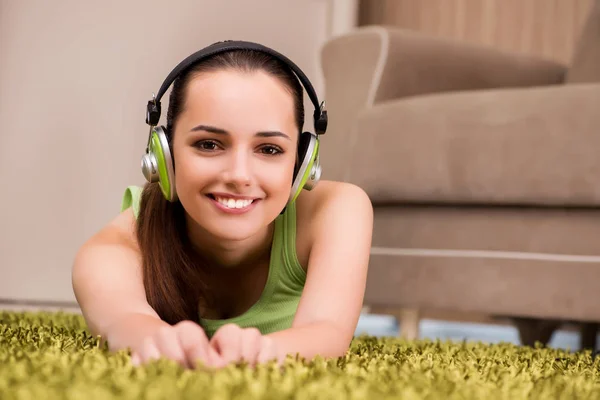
[235,199,248,208]
[215,196,253,209]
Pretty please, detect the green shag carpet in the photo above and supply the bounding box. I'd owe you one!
[1,311,600,399]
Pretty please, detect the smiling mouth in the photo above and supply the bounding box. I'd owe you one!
[206,194,257,209]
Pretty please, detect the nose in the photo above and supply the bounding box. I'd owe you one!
[222,148,252,187]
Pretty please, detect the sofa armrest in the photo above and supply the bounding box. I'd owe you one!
[344,83,600,207]
[319,26,568,181]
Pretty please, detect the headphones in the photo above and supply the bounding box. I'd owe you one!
[141,40,328,208]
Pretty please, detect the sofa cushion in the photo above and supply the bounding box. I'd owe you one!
[365,205,600,321]
[371,205,600,257]
[346,82,600,206]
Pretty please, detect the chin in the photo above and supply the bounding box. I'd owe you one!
[194,212,264,240]
[212,227,259,242]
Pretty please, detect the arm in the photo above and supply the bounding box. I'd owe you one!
[71,208,168,351]
[266,183,374,360]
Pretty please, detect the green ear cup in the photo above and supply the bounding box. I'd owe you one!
[145,127,177,202]
[150,131,171,200]
[289,135,320,204]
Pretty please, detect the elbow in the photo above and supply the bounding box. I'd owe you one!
[330,344,352,359]
[324,323,355,358]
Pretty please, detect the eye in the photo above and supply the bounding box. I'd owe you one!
[193,140,221,151]
[258,145,283,156]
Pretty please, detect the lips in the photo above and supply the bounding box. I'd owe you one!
[206,193,260,213]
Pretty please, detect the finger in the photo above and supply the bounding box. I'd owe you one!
[240,328,262,366]
[210,324,242,364]
[257,336,278,365]
[154,326,187,367]
[174,321,211,369]
[140,336,161,364]
[207,345,228,369]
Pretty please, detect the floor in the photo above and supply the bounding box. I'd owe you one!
[1,302,596,352]
[355,313,599,352]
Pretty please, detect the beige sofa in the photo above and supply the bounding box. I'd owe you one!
[320,0,600,349]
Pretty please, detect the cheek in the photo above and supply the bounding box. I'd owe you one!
[173,151,208,188]
[266,155,296,186]
[265,170,292,194]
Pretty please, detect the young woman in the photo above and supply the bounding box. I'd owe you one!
[72,41,373,370]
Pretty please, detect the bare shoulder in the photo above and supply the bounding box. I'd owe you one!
[92,207,139,249]
[296,180,372,219]
[74,207,141,280]
[294,180,373,269]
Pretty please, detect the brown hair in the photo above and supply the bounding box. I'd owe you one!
[136,49,305,325]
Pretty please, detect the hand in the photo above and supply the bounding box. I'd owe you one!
[130,320,223,369]
[209,324,279,367]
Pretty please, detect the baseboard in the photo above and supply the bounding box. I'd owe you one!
[0,298,81,314]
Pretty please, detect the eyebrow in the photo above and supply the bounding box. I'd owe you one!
[190,124,291,140]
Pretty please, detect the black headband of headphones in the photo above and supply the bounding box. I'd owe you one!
[145,40,328,135]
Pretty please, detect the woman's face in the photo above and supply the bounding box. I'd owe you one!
[170,69,299,242]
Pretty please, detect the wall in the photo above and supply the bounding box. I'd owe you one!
[0,0,356,305]
[359,0,593,64]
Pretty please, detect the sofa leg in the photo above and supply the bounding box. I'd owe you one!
[513,317,561,347]
[398,308,420,340]
[580,323,598,352]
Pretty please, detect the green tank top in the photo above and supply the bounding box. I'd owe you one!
[120,186,307,338]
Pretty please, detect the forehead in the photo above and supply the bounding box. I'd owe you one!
[178,69,297,135]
